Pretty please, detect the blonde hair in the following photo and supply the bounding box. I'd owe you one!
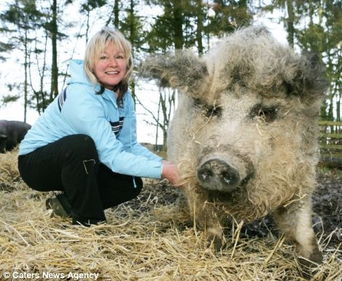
[84,26,133,94]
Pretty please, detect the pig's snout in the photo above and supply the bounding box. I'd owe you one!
[197,159,241,192]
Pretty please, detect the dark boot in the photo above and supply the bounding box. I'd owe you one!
[46,193,71,218]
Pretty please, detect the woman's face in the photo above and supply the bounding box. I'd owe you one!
[93,42,128,90]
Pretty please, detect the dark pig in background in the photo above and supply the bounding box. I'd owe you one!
[0,120,31,153]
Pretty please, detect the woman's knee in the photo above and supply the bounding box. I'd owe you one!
[63,134,98,161]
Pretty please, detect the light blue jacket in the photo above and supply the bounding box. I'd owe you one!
[19,60,163,178]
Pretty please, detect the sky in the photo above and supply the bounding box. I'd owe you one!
[0,2,288,144]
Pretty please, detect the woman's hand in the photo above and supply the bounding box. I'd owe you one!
[161,160,182,187]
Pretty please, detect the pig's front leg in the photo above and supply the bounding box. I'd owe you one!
[272,196,322,274]
[184,186,225,250]
[202,209,226,251]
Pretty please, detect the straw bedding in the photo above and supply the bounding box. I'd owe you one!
[0,151,341,281]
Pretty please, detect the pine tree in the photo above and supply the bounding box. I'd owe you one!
[0,0,43,121]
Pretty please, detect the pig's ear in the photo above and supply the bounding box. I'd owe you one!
[285,52,328,103]
[139,50,209,98]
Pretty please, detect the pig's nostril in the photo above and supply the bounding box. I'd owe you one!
[222,172,234,184]
[221,169,239,186]
[198,168,213,182]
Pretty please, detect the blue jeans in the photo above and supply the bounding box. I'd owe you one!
[18,134,143,222]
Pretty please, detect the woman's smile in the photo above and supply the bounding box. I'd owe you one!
[94,43,127,90]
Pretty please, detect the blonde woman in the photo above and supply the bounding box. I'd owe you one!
[18,27,180,226]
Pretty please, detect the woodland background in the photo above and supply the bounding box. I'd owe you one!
[0,0,341,147]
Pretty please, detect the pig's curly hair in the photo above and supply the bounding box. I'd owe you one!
[141,26,328,108]
[205,26,328,104]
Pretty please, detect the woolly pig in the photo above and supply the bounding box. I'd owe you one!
[141,26,327,269]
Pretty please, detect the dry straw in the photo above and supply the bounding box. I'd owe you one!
[0,151,340,281]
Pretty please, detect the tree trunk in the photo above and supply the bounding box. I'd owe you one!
[129,0,135,98]
[286,0,295,47]
[113,0,120,28]
[195,0,204,55]
[50,0,59,101]
[23,28,28,122]
[172,0,184,49]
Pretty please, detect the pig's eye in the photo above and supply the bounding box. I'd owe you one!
[249,104,278,123]
[194,99,222,118]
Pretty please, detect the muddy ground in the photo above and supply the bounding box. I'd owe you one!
[122,168,341,249]
[313,169,341,248]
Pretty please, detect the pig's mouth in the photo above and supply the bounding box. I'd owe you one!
[196,152,254,194]
[206,172,254,203]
